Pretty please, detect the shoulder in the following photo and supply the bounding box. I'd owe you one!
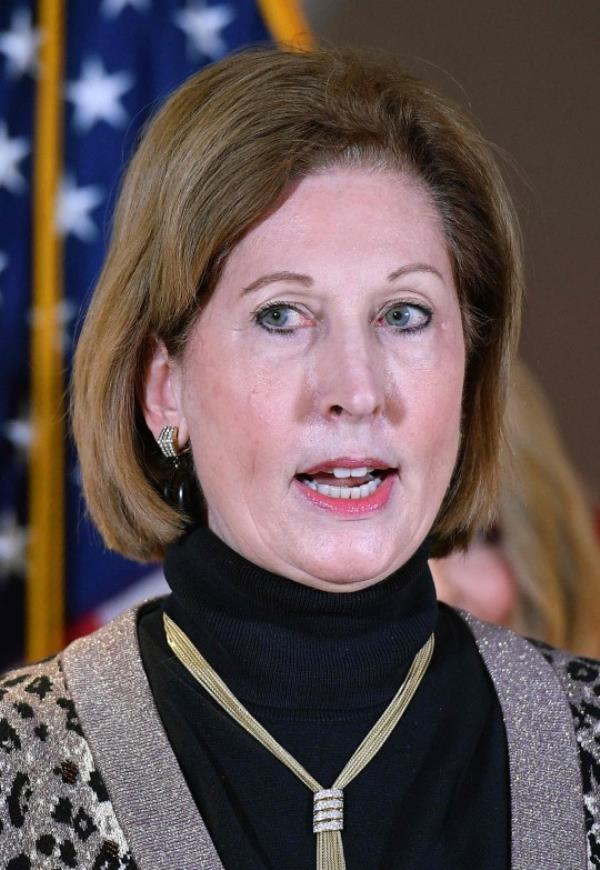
[0,653,136,869]
[459,608,600,750]
[525,636,600,743]
[0,654,68,743]
[526,636,600,697]
[527,639,600,865]
[529,642,600,777]
[522,637,600,756]
[457,608,600,864]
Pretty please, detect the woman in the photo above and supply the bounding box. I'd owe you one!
[0,47,597,870]
[432,360,600,657]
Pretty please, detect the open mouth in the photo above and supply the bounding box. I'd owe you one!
[295,468,396,500]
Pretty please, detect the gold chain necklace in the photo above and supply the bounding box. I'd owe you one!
[164,613,435,870]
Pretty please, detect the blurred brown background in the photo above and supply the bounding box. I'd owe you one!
[304,0,600,501]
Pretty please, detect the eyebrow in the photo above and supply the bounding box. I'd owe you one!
[387,263,444,282]
[240,263,443,297]
[240,271,313,296]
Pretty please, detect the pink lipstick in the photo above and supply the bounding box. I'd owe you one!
[294,467,396,516]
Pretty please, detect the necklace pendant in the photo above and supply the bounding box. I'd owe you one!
[313,788,344,832]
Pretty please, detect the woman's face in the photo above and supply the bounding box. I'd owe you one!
[152,166,466,591]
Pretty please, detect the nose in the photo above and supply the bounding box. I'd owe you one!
[315,327,386,420]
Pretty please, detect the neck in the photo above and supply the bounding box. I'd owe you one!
[163,526,438,710]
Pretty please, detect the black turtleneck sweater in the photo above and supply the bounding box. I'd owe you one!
[137,527,510,869]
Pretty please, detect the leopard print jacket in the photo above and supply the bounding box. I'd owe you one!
[0,611,599,869]
[0,653,136,870]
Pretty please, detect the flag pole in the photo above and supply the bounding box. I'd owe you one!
[258,0,314,49]
[27,0,66,661]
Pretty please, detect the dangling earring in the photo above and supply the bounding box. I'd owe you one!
[156,425,201,516]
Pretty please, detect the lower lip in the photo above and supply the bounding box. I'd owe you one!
[294,472,396,516]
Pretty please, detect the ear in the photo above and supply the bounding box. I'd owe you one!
[141,338,190,448]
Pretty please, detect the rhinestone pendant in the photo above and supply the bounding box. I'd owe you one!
[313,788,344,832]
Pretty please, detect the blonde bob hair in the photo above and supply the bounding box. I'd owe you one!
[500,362,600,657]
[72,46,523,562]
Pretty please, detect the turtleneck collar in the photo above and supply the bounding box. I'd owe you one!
[163,526,438,711]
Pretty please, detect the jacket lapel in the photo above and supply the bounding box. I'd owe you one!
[458,610,587,869]
[63,605,225,870]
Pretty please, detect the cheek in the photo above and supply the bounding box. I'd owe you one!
[184,351,293,488]
[427,330,465,452]
[240,362,307,479]
[391,308,465,428]
[180,349,242,488]
[402,363,464,460]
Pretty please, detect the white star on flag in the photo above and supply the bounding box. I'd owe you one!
[4,416,33,455]
[28,298,78,352]
[0,511,28,580]
[101,0,151,17]
[66,57,133,132]
[0,122,29,193]
[56,176,104,242]
[174,2,236,61]
[0,8,41,79]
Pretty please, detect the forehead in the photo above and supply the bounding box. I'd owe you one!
[217,165,452,289]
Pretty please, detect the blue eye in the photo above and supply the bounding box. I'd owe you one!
[255,304,304,334]
[259,306,290,329]
[383,303,431,332]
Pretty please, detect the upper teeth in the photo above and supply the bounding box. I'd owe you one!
[331,466,373,478]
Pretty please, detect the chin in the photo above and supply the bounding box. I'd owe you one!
[293,545,403,591]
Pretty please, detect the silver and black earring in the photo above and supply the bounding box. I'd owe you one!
[156,425,201,515]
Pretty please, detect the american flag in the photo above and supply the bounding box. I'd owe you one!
[0,0,310,668]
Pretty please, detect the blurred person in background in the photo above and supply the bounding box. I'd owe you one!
[431,359,600,659]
